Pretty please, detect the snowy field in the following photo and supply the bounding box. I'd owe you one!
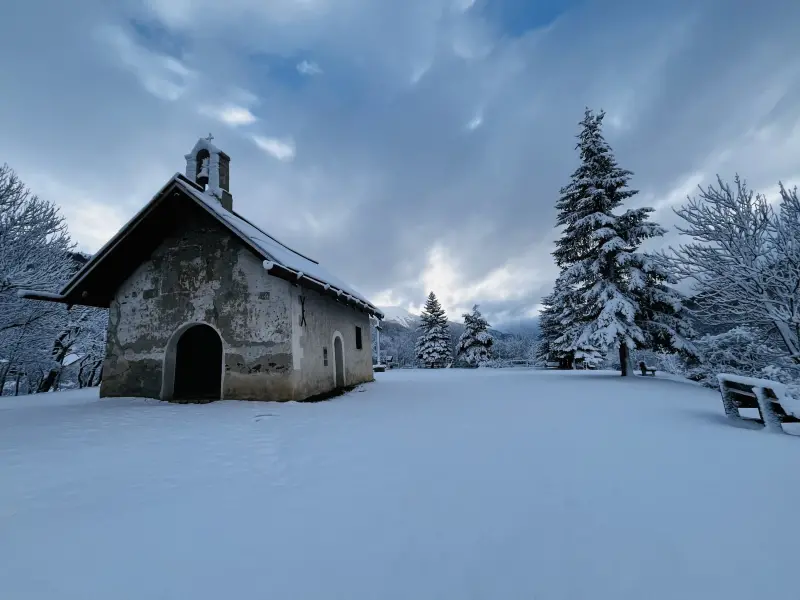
[2,369,799,600]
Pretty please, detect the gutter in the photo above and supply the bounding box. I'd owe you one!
[262,260,384,320]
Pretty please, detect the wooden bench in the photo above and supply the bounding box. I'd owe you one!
[638,362,656,376]
[508,359,534,368]
[717,374,800,433]
[545,361,560,369]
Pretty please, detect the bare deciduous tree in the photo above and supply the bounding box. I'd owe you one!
[0,164,76,394]
[663,175,800,363]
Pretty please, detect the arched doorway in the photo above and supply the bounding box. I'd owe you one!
[172,324,223,402]
[333,335,345,388]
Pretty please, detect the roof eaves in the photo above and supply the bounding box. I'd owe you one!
[17,289,69,303]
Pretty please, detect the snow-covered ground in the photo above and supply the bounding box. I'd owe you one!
[1,369,798,600]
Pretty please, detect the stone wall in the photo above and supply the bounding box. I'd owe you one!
[100,208,295,401]
[288,284,374,400]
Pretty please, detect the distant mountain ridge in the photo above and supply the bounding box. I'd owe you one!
[378,306,419,328]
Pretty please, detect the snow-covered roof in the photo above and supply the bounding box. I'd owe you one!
[21,172,382,318]
[173,177,381,316]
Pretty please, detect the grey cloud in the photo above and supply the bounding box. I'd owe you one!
[1,0,800,326]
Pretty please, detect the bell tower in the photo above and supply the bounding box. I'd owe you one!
[184,134,233,211]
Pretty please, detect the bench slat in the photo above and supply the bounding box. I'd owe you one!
[720,378,798,427]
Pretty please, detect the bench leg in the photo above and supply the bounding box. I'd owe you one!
[719,383,743,421]
[753,386,784,433]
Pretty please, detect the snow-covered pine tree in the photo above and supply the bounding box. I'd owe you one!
[634,254,696,360]
[535,277,580,368]
[456,304,493,367]
[550,283,605,369]
[415,292,451,368]
[551,108,693,375]
[535,290,561,366]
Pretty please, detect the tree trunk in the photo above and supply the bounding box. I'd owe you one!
[772,320,800,364]
[619,343,634,377]
[77,363,86,388]
[38,332,72,393]
[14,372,22,396]
[38,368,60,393]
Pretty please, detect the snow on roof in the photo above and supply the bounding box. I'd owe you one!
[174,177,382,316]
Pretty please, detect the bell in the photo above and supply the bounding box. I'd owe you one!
[197,158,209,188]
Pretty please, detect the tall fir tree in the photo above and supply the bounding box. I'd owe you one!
[550,108,694,375]
[415,292,452,368]
[634,256,696,358]
[535,277,578,368]
[456,305,493,366]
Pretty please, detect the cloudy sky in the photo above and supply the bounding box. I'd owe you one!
[1,0,799,326]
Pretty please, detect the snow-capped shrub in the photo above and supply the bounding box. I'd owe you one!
[681,326,786,387]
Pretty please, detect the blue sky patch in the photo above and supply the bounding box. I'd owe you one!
[127,18,188,59]
[478,0,582,37]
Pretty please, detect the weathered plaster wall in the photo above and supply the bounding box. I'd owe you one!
[100,208,295,401]
[289,285,374,399]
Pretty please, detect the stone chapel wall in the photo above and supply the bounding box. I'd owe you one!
[100,208,295,401]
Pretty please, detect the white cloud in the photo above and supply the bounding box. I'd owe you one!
[410,62,431,84]
[252,135,296,161]
[418,242,553,320]
[466,112,483,130]
[94,24,194,101]
[64,201,128,253]
[297,60,322,76]
[650,172,705,212]
[142,0,335,30]
[763,178,800,205]
[24,173,129,253]
[451,0,476,13]
[228,87,259,105]
[371,289,403,307]
[450,18,494,60]
[199,103,258,126]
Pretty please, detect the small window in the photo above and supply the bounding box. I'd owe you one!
[355,326,363,350]
[298,295,307,326]
[323,347,328,367]
[258,291,270,300]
